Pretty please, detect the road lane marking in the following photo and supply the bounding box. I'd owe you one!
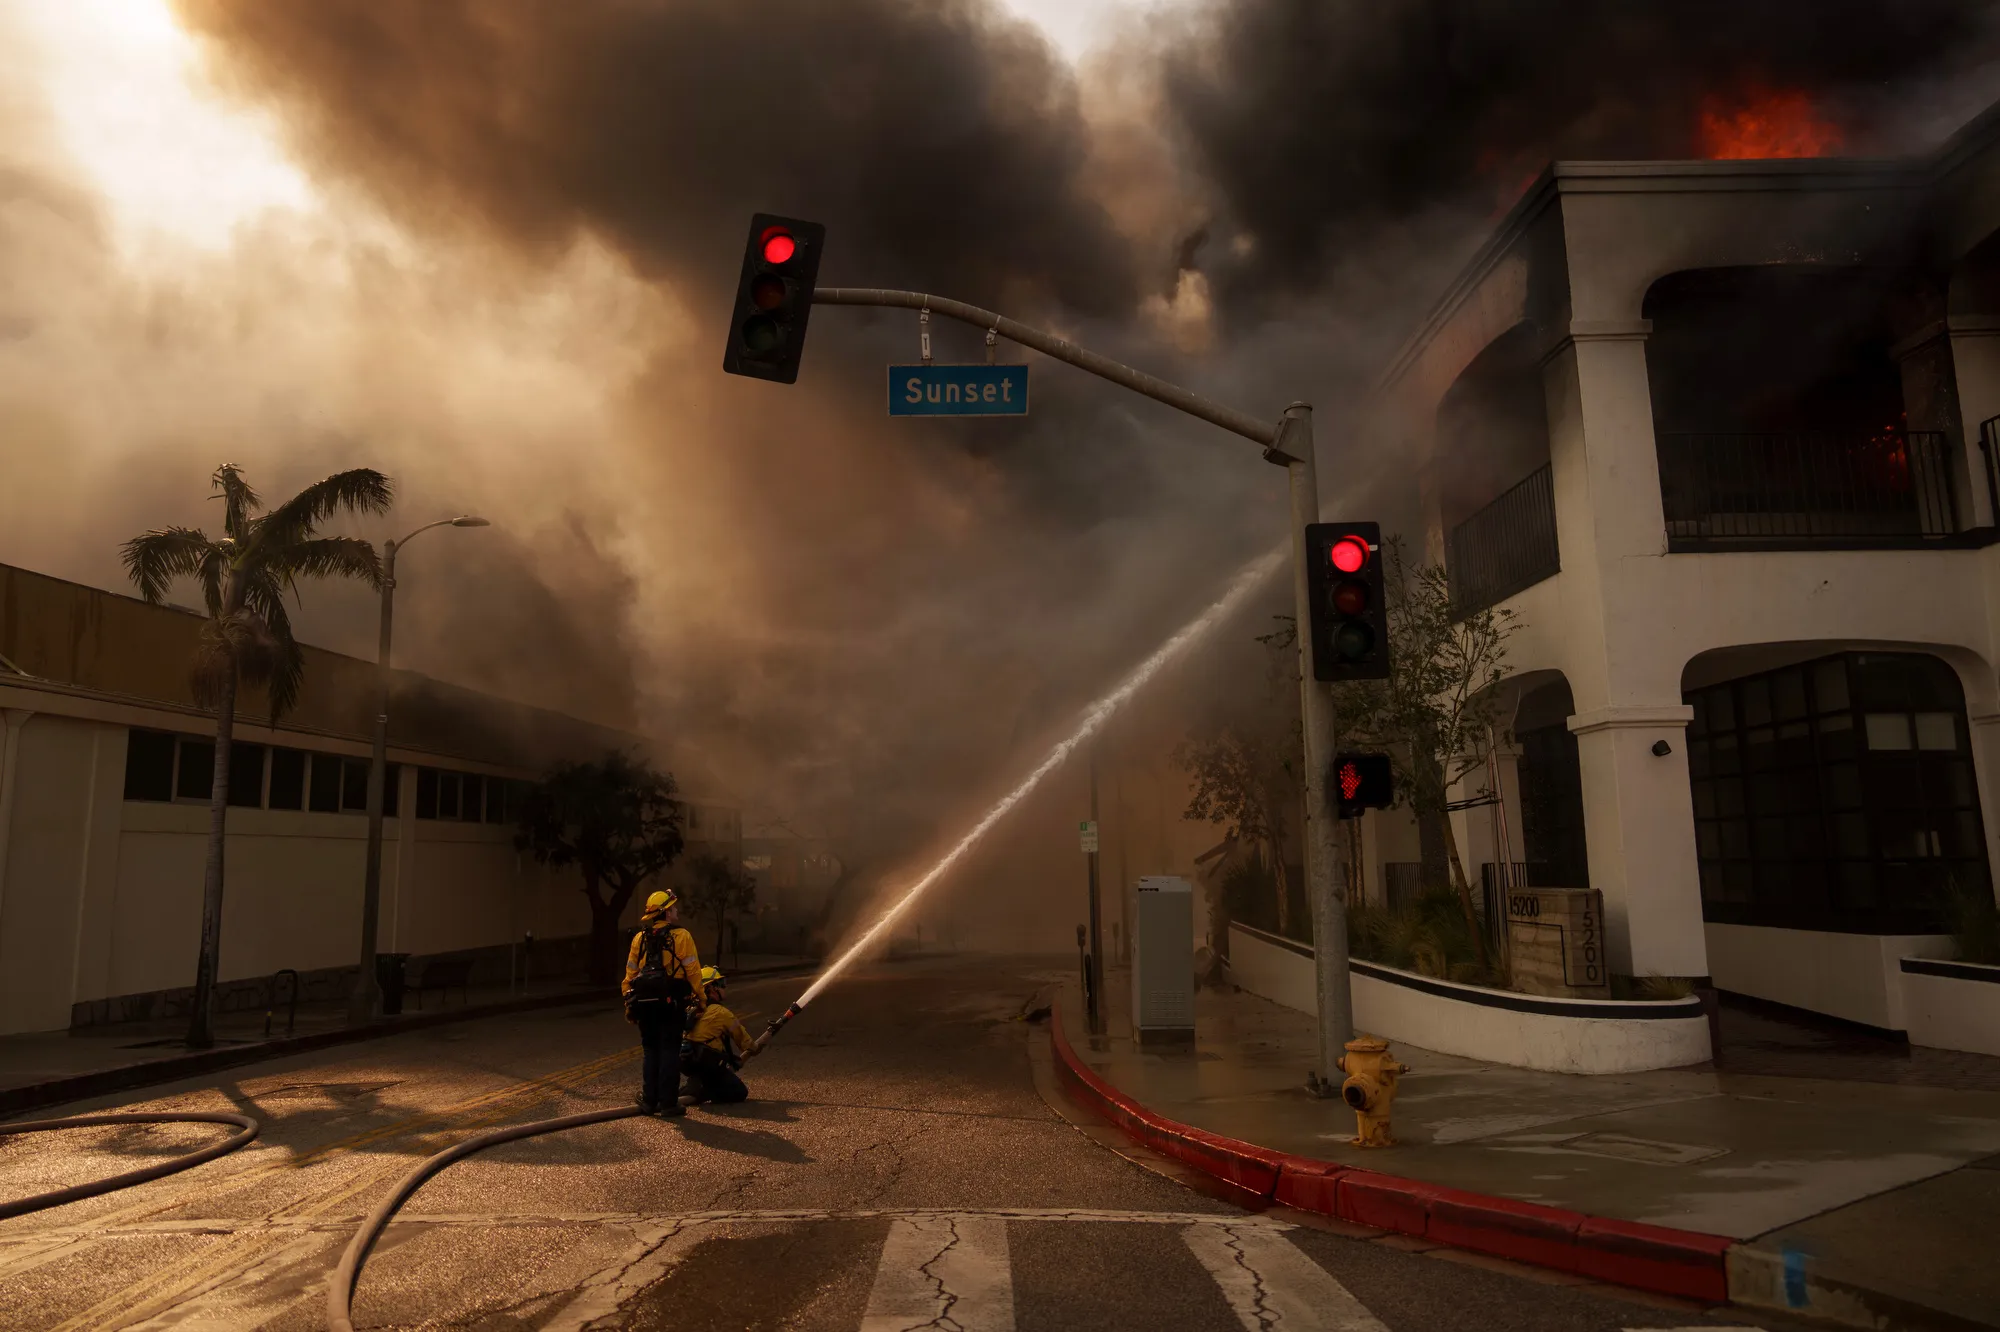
[1185,1223,1389,1331]
[862,1213,1015,1332]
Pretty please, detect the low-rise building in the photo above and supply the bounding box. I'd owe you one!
[0,560,731,1036]
[1356,106,2000,1032]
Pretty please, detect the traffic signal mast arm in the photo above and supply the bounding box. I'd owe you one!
[810,287,1295,462]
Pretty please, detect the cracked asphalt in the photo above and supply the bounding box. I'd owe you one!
[0,957,1811,1330]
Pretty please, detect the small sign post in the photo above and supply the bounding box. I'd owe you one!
[888,364,1029,416]
[1078,820,1099,853]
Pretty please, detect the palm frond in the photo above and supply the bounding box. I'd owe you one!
[191,612,284,708]
[250,469,393,556]
[236,580,307,717]
[210,464,261,541]
[265,536,384,593]
[121,527,218,604]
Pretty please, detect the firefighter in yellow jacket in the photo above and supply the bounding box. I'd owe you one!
[679,967,757,1105]
[622,889,704,1116]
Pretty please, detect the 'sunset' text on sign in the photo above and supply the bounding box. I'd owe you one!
[888,364,1029,416]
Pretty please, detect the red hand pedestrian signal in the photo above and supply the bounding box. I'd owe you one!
[1331,752,1392,819]
[1338,761,1364,801]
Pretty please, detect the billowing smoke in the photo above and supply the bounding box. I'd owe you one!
[1157,0,2000,316]
[4,0,1996,943]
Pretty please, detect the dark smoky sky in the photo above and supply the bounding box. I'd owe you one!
[1158,0,2000,314]
[44,0,2000,884]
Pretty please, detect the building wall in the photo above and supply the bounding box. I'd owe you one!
[1369,146,2000,1018]
[0,679,617,1036]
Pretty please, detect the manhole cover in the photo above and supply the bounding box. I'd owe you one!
[1553,1132,1727,1166]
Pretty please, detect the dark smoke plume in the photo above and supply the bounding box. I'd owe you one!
[1160,0,2000,313]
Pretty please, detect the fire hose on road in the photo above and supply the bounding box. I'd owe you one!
[325,1003,806,1332]
[0,1111,261,1221]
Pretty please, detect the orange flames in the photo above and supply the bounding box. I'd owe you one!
[1698,86,1843,159]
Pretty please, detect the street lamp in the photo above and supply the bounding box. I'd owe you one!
[348,515,491,1024]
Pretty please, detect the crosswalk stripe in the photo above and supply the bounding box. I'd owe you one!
[1184,1223,1389,1332]
[861,1213,1015,1332]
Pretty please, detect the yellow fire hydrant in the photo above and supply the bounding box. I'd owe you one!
[1337,1035,1410,1147]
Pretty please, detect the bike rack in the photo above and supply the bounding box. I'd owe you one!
[264,968,301,1038]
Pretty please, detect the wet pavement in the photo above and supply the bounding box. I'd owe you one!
[3,956,1820,1330]
[1063,967,2000,1328]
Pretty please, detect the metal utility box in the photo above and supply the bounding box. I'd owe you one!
[1132,876,1195,1043]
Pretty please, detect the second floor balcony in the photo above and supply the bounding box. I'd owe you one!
[1657,431,1959,552]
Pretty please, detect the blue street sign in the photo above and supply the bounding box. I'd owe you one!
[888,364,1029,416]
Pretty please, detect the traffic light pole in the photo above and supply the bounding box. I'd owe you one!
[811,287,1354,1070]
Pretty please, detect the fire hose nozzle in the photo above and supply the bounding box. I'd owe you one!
[753,1002,804,1054]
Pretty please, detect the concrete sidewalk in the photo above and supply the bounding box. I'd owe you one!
[1061,967,2000,1329]
[0,953,816,1115]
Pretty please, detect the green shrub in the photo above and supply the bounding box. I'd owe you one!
[1348,885,1504,987]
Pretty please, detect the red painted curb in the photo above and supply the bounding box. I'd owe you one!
[1048,1006,1732,1304]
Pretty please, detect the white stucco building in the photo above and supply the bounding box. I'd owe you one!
[0,562,739,1037]
[1355,106,2000,1031]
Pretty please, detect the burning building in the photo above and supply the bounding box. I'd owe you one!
[1355,95,2000,1039]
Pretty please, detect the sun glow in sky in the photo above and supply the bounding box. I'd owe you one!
[10,0,315,250]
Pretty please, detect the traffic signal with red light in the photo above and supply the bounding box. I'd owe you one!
[722,213,826,384]
[1331,752,1393,820]
[1305,521,1390,682]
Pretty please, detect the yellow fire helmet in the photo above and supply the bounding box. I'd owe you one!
[700,966,725,987]
[644,889,678,914]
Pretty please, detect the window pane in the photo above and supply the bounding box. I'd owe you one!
[1712,733,1741,776]
[228,742,266,808]
[1697,822,1720,858]
[416,767,439,819]
[462,775,485,822]
[1833,813,1870,859]
[484,780,507,824]
[341,758,369,812]
[1953,813,1986,859]
[1946,761,1977,808]
[1824,763,1861,810]
[1741,677,1772,728]
[438,772,460,820]
[1746,727,1776,772]
[1812,657,1849,713]
[177,740,215,801]
[123,730,177,802]
[1914,713,1958,752]
[1692,781,1716,819]
[268,748,306,809]
[1864,714,1912,750]
[1715,778,1745,819]
[308,754,340,811]
[383,764,401,816]
[1720,820,1750,858]
[1776,721,1812,767]
[1773,669,1807,721]
[1707,687,1736,732]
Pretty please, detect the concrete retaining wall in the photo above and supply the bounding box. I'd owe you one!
[1225,923,1710,1074]
[1901,957,2000,1056]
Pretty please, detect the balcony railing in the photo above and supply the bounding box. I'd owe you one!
[1447,463,1560,618]
[1657,431,1958,550]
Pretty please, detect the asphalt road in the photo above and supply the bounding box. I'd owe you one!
[0,956,1802,1330]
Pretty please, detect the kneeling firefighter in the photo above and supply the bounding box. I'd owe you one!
[622,889,705,1117]
[679,967,758,1106]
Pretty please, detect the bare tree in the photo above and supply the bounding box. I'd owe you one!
[1333,540,1519,974]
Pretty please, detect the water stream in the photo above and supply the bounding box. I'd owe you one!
[789,544,1287,1012]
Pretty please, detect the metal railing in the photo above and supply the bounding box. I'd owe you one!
[1447,463,1560,618]
[1657,431,1957,549]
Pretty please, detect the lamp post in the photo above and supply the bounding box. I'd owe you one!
[347,516,490,1025]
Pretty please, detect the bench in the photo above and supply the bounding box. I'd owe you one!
[410,957,475,1011]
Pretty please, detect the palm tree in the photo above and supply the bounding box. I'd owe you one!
[123,463,392,1047]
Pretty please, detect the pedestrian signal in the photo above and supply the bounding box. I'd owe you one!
[1305,521,1390,682]
[1331,752,1393,820]
[723,213,826,384]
